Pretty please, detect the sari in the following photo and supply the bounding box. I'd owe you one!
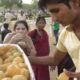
[29,29,50,80]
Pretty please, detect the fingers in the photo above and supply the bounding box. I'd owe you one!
[58,72,69,80]
[63,69,71,77]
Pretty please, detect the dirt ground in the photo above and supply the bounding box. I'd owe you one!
[0,18,75,80]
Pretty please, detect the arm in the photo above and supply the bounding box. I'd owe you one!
[28,48,67,66]
[17,36,36,56]
[27,37,37,56]
[64,69,80,79]
[3,32,16,43]
[5,33,26,44]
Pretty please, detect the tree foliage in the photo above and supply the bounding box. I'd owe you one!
[31,0,38,9]
[0,0,22,9]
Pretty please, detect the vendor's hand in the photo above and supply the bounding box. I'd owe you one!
[64,69,80,79]
[57,69,69,80]
[63,69,72,77]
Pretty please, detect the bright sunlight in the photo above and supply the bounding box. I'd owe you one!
[22,0,32,4]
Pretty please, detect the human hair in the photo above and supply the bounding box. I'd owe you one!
[36,16,46,25]
[38,0,71,11]
[21,11,24,16]
[14,20,29,31]
[3,23,9,29]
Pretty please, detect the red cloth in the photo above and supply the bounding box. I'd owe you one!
[29,29,50,80]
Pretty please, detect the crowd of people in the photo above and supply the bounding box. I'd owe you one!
[0,0,80,80]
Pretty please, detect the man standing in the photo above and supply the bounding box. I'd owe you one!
[29,0,80,79]
[52,21,60,45]
[1,23,11,42]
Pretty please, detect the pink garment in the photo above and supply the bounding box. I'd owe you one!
[29,29,50,80]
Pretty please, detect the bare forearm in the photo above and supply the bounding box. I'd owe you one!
[28,49,66,66]
[73,72,80,78]
[29,56,55,66]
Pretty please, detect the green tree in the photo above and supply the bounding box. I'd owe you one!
[31,0,38,9]
[0,0,22,9]
[16,0,22,8]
